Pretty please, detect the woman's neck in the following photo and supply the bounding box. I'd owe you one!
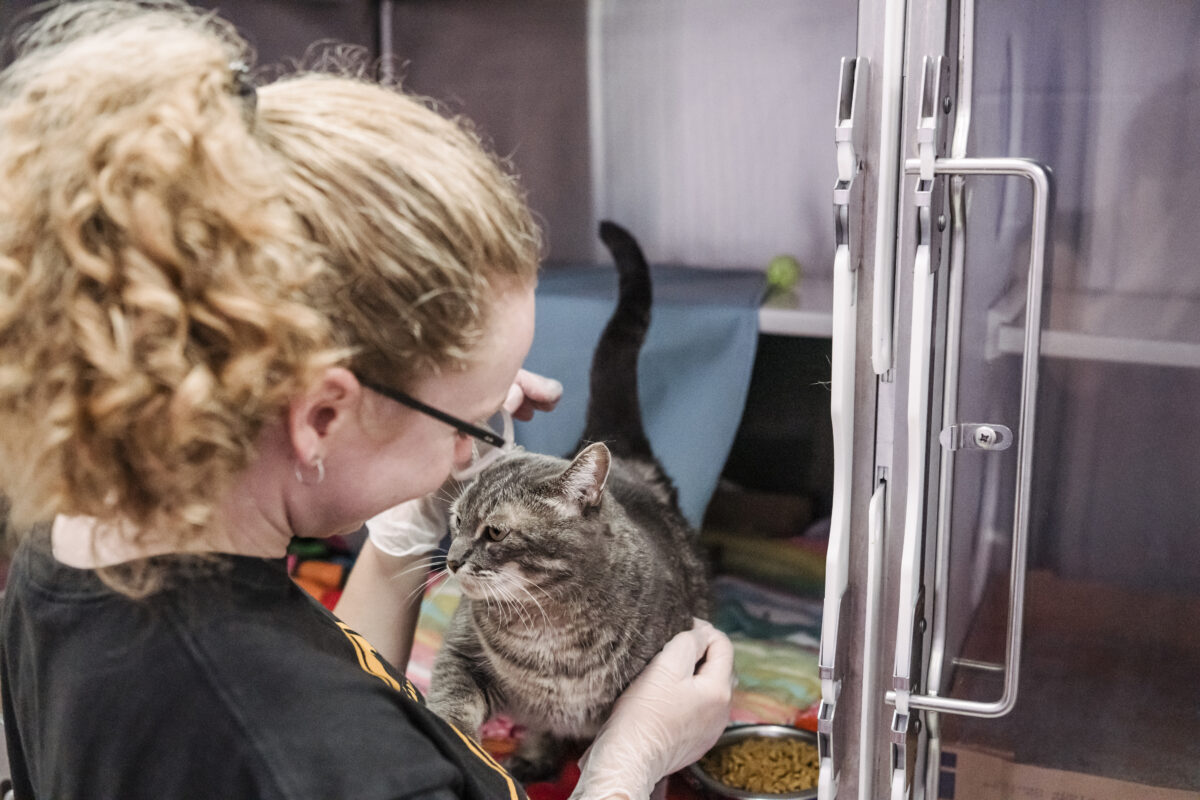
[52,503,292,566]
[49,422,325,569]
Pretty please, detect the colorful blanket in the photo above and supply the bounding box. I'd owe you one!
[405,573,822,730]
[289,535,825,798]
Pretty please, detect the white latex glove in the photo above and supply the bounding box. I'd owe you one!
[365,491,450,558]
[569,619,734,800]
[367,370,563,558]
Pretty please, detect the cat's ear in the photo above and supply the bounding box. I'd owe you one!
[558,442,611,510]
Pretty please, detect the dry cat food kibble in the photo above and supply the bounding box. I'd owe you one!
[699,735,820,794]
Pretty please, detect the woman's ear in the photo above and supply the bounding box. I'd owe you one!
[286,367,362,465]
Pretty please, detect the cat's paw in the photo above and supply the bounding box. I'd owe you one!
[427,705,482,743]
[504,731,567,783]
[503,752,562,784]
[444,717,482,743]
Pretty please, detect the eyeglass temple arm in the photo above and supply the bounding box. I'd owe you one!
[356,377,507,448]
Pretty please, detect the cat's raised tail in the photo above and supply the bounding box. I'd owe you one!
[578,220,657,464]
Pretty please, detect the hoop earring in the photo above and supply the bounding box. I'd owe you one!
[294,456,325,486]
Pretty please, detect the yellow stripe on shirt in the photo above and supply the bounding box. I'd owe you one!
[335,621,515,795]
[443,720,521,800]
[335,621,417,699]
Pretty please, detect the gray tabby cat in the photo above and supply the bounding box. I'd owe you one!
[427,221,711,781]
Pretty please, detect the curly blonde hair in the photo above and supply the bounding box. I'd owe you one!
[0,1,541,578]
[257,72,542,391]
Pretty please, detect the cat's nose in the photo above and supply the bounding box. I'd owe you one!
[446,558,461,573]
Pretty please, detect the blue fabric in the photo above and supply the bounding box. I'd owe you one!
[515,264,765,527]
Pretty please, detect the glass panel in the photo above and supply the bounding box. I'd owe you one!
[938,1,1200,793]
[592,0,855,271]
[393,0,857,273]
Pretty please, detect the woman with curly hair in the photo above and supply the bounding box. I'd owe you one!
[0,2,732,798]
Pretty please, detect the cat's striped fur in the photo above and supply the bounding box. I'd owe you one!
[427,221,710,781]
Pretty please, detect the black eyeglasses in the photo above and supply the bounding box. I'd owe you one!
[354,374,508,449]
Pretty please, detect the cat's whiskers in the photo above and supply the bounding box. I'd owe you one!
[389,556,441,582]
[426,566,459,606]
[481,579,512,627]
[497,584,520,630]
[402,570,438,607]
[388,553,444,586]
[437,481,465,507]
[399,580,426,609]
[499,584,532,631]
[505,572,553,629]
[491,580,536,632]
[391,556,444,582]
[485,574,539,632]
[472,578,494,618]
[387,554,446,603]
[511,570,555,602]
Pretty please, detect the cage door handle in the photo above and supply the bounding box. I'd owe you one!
[889,157,1051,719]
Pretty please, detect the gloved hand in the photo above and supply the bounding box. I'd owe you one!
[366,491,450,558]
[569,619,734,800]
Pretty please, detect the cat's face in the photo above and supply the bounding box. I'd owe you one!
[445,444,611,604]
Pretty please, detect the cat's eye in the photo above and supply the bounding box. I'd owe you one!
[483,526,508,543]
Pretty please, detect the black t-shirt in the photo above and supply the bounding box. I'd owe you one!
[0,531,526,800]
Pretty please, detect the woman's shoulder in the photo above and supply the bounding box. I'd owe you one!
[170,581,525,799]
[1,546,511,799]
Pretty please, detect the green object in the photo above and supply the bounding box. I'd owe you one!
[766,254,802,294]
[288,538,329,559]
[700,529,826,596]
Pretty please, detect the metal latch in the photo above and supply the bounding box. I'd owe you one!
[939,422,1013,451]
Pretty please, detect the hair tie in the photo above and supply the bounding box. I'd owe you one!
[230,60,257,115]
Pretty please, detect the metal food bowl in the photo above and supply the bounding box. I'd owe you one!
[684,723,820,800]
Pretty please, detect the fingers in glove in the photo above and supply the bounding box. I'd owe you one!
[692,621,734,686]
[650,619,726,680]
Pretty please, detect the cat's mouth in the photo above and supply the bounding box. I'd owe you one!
[454,572,489,599]
[455,568,533,605]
